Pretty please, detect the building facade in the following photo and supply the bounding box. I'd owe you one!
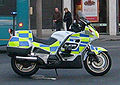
[0,0,119,45]
[30,0,119,35]
[63,0,118,35]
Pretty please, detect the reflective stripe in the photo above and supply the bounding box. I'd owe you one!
[19,33,29,38]
[71,33,80,37]
[18,31,29,33]
[80,34,89,37]
[29,33,32,38]
[10,37,19,41]
[32,42,40,47]
[70,39,74,41]
[9,41,19,47]
[15,30,33,41]
[50,47,58,51]
[80,44,86,47]
[40,47,50,52]
[90,45,94,50]
[66,33,90,54]
[90,45,107,55]
[72,47,79,51]
[18,46,30,48]
[50,41,60,47]
[70,36,79,38]
[81,41,88,44]
[71,51,79,54]
[19,41,29,46]
[85,26,89,31]
[8,37,30,48]
[80,37,89,42]
[97,47,107,52]
[79,47,85,52]
[32,41,61,54]
[19,38,28,41]
[40,44,49,47]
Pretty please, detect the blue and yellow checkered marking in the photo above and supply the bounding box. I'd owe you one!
[16,30,33,41]
[80,34,89,37]
[10,37,19,41]
[40,44,49,47]
[90,45,108,55]
[19,41,29,46]
[8,37,30,48]
[72,47,79,51]
[90,45,107,54]
[81,41,89,44]
[80,44,86,47]
[50,47,59,51]
[32,41,61,54]
[67,33,90,54]
[19,33,29,37]
[90,45,95,50]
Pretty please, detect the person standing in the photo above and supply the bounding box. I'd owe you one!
[53,8,62,31]
[63,8,72,31]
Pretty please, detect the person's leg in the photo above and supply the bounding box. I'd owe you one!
[66,22,71,31]
[56,24,59,31]
[66,23,69,31]
[56,22,62,31]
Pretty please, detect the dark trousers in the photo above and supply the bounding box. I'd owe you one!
[66,22,72,31]
[55,21,62,31]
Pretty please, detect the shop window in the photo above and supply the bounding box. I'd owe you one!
[74,0,108,33]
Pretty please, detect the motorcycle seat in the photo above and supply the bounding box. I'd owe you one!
[33,35,57,45]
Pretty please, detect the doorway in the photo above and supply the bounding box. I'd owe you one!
[73,0,108,34]
[30,0,62,29]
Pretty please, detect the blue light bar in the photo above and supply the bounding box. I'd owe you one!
[11,12,17,15]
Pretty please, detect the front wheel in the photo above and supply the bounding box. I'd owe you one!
[84,52,111,76]
[11,57,39,77]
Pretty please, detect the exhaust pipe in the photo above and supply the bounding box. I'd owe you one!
[15,56,45,64]
[16,56,37,61]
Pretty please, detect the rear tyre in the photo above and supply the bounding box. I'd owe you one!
[84,52,111,76]
[11,57,39,77]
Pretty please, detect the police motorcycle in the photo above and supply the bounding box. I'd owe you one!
[7,15,111,77]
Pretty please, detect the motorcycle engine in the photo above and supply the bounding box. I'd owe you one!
[60,42,78,57]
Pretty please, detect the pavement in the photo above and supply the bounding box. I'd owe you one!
[0,29,120,53]
[99,35,120,41]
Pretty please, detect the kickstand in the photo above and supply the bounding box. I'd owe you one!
[55,69,58,77]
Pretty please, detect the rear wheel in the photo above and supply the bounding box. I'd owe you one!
[11,57,39,77]
[84,52,111,76]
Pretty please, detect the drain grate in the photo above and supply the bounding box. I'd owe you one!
[31,75,57,80]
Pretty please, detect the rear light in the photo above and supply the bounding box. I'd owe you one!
[8,28,13,34]
[19,22,23,27]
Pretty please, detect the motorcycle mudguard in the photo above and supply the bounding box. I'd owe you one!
[83,45,108,61]
[90,45,107,55]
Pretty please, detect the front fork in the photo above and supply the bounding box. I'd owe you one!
[84,45,100,63]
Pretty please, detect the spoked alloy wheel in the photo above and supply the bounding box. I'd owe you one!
[11,57,39,77]
[84,52,111,76]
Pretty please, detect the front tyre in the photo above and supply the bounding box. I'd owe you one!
[11,57,39,77]
[84,52,111,76]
